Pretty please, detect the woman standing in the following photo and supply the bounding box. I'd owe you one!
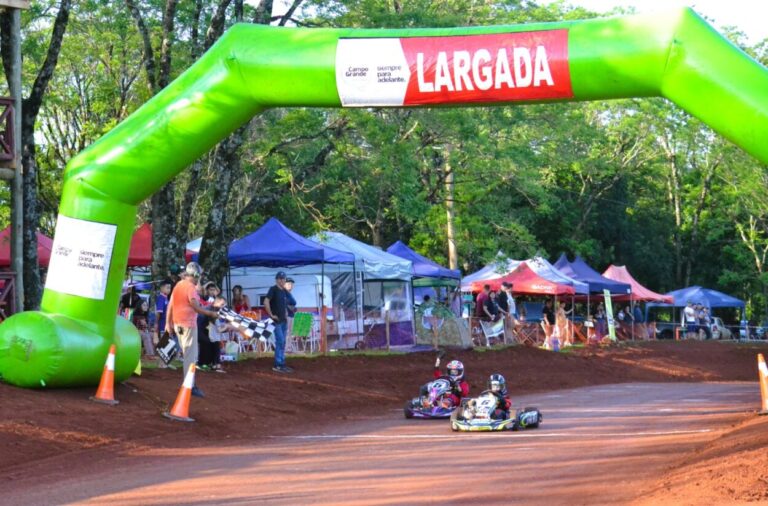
[232,285,251,314]
[595,302,607,340]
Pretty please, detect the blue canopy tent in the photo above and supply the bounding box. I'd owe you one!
[227,217,354,267]
[554,254,631,294]
[386,241,461,287]
[213,218,358,348]
[645,286,745,333]
[654,285,746,309]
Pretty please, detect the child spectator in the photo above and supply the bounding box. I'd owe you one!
[232,285,250,314]
[201,297,228,372]
[132,299,154,358]
[155,280,172,336]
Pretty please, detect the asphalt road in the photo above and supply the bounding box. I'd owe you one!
[2,382,758,505]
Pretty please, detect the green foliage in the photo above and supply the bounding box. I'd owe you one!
[6,0,768,324]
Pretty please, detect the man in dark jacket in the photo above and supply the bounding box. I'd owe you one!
[265,271,292,373]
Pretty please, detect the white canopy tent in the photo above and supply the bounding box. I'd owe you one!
[311,232,413,280]
[311,232,415,347]
[461,254,588,294]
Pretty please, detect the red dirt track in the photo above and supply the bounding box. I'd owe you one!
[1,341,768,504]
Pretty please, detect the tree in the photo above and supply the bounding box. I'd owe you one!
[1,0,72,309]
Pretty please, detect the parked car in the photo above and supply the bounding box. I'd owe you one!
[653,318,733,340]
[711,317,732,340]
[653,321,680,339]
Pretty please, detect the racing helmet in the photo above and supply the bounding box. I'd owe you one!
[488,373,506,393]
[446,360,464,381]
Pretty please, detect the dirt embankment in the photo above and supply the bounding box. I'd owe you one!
[1,340,767,501]
[633,414,768,505]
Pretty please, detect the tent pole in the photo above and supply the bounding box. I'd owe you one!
[570,294,574,344]
[409,277,416,345]
[226,269,232,307]
[587,292,591,341]
[321,261,327,355]
[353,261,360,347]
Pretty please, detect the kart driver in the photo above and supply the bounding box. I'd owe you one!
[422,355,469,407]
[486,373,512,420]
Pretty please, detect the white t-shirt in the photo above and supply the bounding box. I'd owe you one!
[684,306,696,323]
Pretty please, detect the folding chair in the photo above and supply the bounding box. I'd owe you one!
[479,319,504,347]
[303,318,321,353]
[291,312,315,353]
[469,318,485,347]
[517,322,542,347]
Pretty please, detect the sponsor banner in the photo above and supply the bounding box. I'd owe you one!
[46,215,117,300]
[336,30,572,107]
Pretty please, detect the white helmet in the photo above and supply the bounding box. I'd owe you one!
[446,360,464,382]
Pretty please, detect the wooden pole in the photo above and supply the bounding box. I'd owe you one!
[320,305,328,355]
[385,308,391,353]
[9,7,23,312]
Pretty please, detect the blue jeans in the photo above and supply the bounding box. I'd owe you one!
[274,321,287,367]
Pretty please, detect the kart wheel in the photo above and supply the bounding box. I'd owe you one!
[451,422,459,432]
[526,413,542,429]
[404,400,415,419]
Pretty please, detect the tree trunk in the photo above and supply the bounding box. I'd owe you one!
[683,156,719,286]
[197,125,248,286]
[444,151,458,270]
[661,138,684,286]
[151,186,184,278]
[21,131,41,309]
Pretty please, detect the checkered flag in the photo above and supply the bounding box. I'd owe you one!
[218,307,275,342]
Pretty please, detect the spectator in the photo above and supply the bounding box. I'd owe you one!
[232,285,250,314]
[594,302,606,340]
[475,285,491,319]
[155,280,172,336]
[207,296,229,372]
[132,299,154,358]
[198,290,226,373]
[483,290,500,322]
[616,306,626,324]
[683,301,697,339]
[265,271,292,373]
[449,288,462,318]
[119,285,142,317]
[543,298,556,326]
[624,306,633,323]
[633,304,644,324]
[497,282,517,342]
[166,262,219,397]
[168,264,183,294]
[556,300,572,346]
[203,281,219,304]
[699,304,712,340]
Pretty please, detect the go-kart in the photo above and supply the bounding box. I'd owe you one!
[404,377,458,419]
[450,391,542,432]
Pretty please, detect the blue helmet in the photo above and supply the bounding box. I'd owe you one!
[488,373,506,394]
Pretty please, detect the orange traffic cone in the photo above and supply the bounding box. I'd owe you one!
[758,353,768,415]
[90,344,119,405]
[163,364,196,422]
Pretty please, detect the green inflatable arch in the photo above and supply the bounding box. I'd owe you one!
[1,7,767,387]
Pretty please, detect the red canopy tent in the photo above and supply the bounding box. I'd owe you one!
[0,226,53,267]
[602,265,673,303]
[470,263,575,295]
[128,223,152,267]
